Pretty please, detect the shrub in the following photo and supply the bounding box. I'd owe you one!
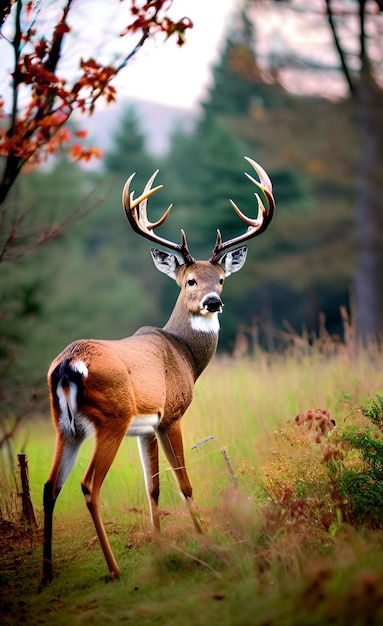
[339,395,383,528]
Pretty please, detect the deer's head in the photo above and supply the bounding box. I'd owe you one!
[122,157,275,326]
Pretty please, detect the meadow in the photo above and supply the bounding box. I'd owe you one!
[2,336,383,625]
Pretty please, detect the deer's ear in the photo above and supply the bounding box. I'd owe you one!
[150,248,184,280]
[217,245,248,276]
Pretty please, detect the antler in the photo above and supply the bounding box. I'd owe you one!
[122,170,195,265]
[209,157,275,263]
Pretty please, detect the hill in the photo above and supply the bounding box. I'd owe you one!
[76,97,196,157]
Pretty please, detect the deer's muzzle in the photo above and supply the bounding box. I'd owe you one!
[202,294,223,314]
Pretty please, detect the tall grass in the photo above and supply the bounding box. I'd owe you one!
[8,335,383,523]
[2,333,383,625]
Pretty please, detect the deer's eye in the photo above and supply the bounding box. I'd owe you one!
[219,278,224,285]
[187,278,197,286]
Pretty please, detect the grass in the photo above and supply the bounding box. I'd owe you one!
[2,341,383,625]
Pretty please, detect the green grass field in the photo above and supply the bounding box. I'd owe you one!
[2,345,383,625]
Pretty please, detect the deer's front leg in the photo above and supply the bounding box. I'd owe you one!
[157,421,204,533]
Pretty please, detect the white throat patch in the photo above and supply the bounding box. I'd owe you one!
[190,313,220,334]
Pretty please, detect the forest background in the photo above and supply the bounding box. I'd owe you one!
[1,0,382,425]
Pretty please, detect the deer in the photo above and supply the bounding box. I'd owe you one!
[41,157,275,584]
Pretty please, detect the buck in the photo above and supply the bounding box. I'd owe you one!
[41,157,275,583]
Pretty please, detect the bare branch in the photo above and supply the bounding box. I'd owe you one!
[324,0,356,95]
[45,0,74,73]
[0,416,22,449]
[0,181,111,262]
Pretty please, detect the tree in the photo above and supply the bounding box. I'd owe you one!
[0,0,192,205]
[252,0,383,340]
[200,6,291,121]
[100,104,158,277]
[104,105,155,179]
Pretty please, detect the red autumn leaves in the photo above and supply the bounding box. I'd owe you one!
[0,0,192,184]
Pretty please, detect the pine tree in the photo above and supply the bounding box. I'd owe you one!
[104,105,155,186]
[200,8,290,125]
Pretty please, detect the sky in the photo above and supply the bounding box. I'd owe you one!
[4,0,376,119]
[0,0,239,114]
[68,0,350,108]
[2,0,362,116]
[110,0,239,110]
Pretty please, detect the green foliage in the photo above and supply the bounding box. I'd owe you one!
[0,158,101,398]
[340,435,383,528]
[338,395,383,528]
[362,394,383,430]
[1,109,161,392]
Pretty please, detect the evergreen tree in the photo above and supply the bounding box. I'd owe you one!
[0,158,98,391]
[104,105,155,186]
[200,8,291,126]
[90,104,160,277]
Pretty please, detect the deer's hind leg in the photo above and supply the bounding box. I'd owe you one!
[81,425,127,580]
[42,431,84,583]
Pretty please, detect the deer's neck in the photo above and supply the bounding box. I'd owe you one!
[163,302,219,379]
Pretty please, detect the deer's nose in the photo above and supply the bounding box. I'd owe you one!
[202,294,223,313]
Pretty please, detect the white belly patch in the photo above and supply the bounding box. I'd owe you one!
[126,414,160,437]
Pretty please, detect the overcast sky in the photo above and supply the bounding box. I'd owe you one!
[111,0,238,109]
[0,0,238,113]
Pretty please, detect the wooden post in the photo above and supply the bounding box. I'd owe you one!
[221,447,238,489]
[17,453,37,528]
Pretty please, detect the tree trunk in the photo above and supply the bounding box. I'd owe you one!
[353,77,383,342]
[0,153,23,205]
